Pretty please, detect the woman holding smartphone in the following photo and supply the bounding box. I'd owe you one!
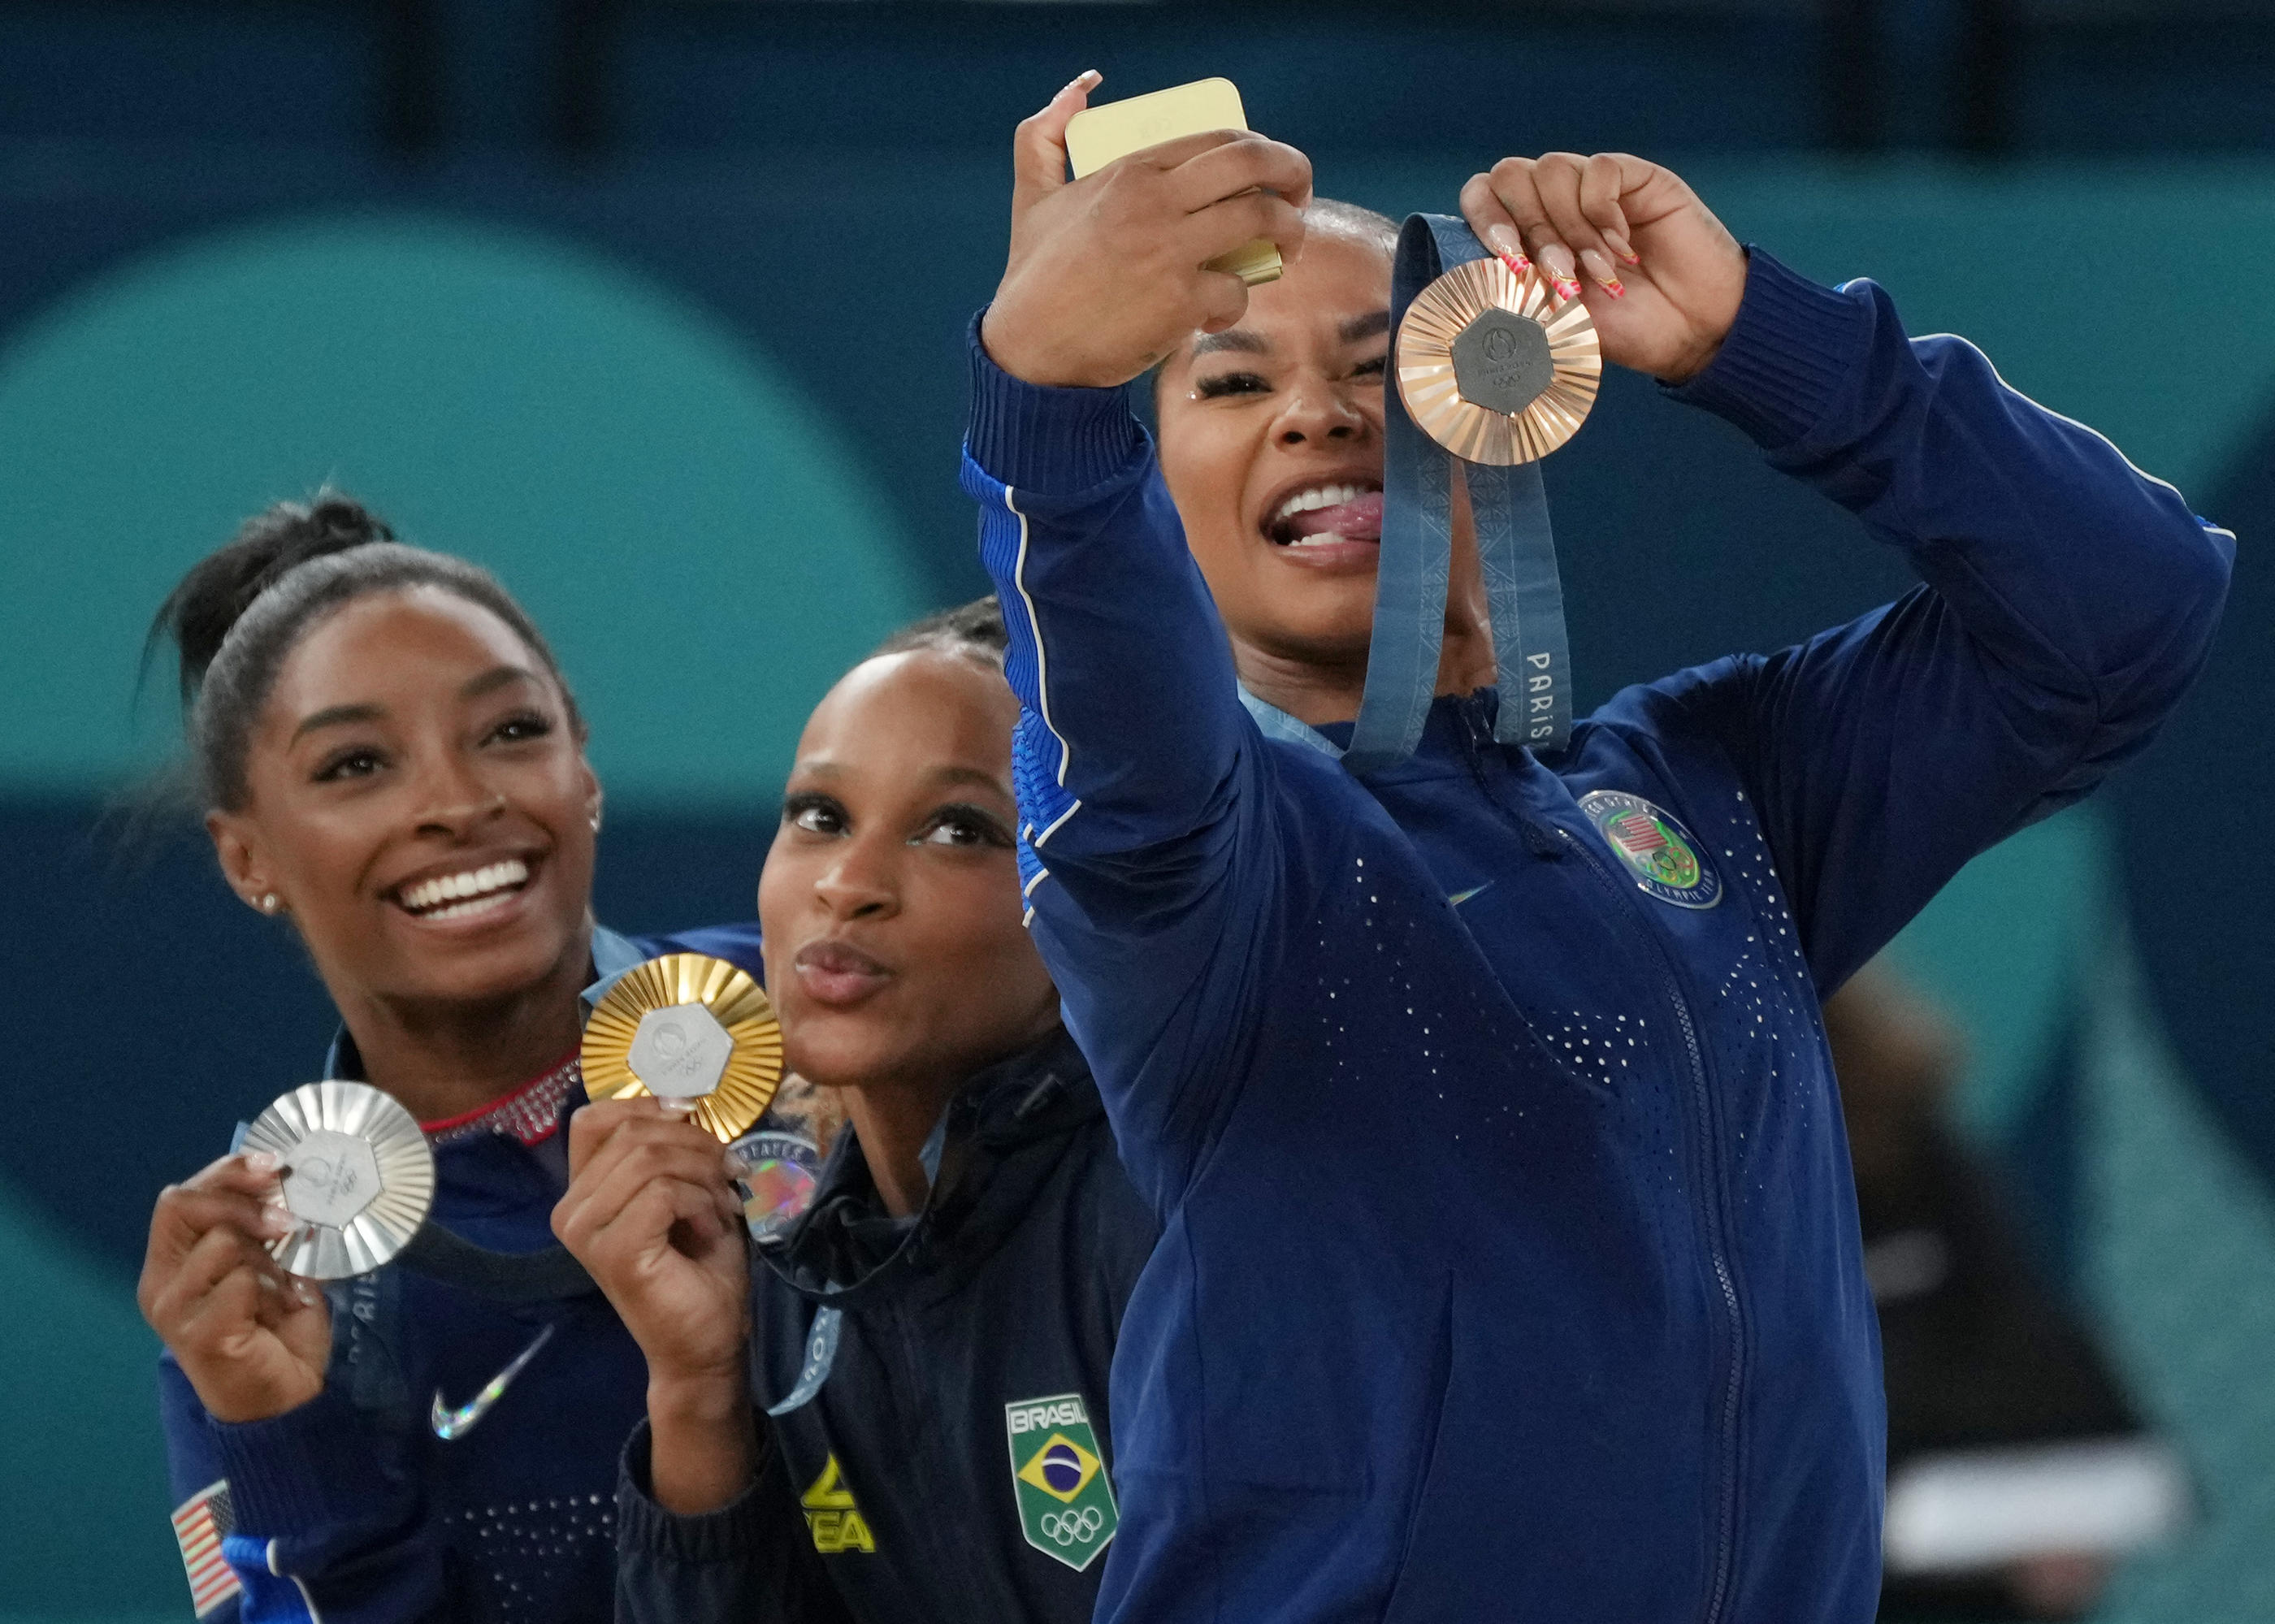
[954,78,2230,1624]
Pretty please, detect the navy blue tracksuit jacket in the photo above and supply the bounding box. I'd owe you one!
[157,923,764,1624]
[958,251,2233,1623]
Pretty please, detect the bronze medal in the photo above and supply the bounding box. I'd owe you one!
[1394,257,1600,466]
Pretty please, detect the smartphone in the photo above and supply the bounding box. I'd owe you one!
[1064,77,1282,287]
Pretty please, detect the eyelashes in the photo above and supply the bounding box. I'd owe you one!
[779,792,1014,851]
[922,803,1016,850]
[488,711,554,745]
[307,710,555,785]
[1195,370,1271,400]
[313,747,383,783]
[1190,355,1386,401]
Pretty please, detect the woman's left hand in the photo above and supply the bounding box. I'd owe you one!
[1462,153,1747,384]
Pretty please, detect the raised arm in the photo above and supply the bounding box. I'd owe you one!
[969,74,1310,860]
[1462,152,2230,991]
[1665,252,2230,989]
[961,79,1314,1192]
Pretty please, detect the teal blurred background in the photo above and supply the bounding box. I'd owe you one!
[1,2,2269,1617]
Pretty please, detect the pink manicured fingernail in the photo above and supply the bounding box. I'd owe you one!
[1536,242,1581,297]
[1482,224,1529,270]
[1579,249,1626,297]
[1604,232,1641,266]
[244,1150,278,1173]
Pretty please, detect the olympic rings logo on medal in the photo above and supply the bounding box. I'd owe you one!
[1039,1506,1104,1545]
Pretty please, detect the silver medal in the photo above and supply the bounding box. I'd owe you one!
[242,1080,436,1280]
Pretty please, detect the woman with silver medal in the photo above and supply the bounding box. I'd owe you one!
[552,600,1157,1623]
[958,75,2232,1624]
[134,496,774,1622]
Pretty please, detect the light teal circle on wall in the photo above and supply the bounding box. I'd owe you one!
[0,213,923,809]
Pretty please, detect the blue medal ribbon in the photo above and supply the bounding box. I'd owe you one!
[766,1304,843,1417]
[1336,214,1574,770]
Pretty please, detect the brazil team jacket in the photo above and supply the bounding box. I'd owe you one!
[957,250,2233,1624]
[615,1025,1159,1623]
[157,921,764,1624]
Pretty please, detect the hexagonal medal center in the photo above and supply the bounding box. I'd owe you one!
[630,1003,734,1098]
[282,1129,383,1227]
[1450,309,1553,416]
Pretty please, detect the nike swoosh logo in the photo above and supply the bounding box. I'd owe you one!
[1447,883,1493,907]
[431,1322,556,1441]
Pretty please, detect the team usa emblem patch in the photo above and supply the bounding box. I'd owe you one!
[171,1479,241,1618]
[1577,790,1722,910]
[1006,1392,1119,1571]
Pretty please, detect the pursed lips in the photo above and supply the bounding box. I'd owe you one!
[791,938,893,1007]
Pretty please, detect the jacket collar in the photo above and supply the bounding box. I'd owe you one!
[1242,685,1510,785]
[323,920,643,1082]
[763,1025,1098,1306]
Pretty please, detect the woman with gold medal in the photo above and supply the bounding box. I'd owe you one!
[134,496,771,1622]
[553,599,1157,1623]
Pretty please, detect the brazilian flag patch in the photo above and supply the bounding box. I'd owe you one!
[1004,1392,1119,1571]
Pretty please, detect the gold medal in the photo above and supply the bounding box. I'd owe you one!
[243,1080,436,1280]
[1394,257,1600,466]
[581,953,783,1143]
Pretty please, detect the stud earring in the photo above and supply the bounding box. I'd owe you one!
[259,893,280,913]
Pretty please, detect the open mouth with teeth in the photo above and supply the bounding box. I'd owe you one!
[393,857,533,922]
[1263,480,1386,548]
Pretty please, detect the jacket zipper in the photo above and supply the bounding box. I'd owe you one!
[1554,824,1745,1624]
[1455,697,1744,1622]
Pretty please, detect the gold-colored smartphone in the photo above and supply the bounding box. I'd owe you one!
[1064,77,1282,287]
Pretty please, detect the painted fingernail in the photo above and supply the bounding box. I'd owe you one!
[1482,224,1530,271]
[243,1150,278,1173]
[258,1208,294,1238]
[1580,249,1627,297]
[1067,69,1102,93]
[1604,232,1641,266]
[1537,243,1582,300]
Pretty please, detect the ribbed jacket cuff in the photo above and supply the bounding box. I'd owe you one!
[965,310,1147,496]
[210,1387,387,1535]
[1667,248,1870,452]
[617,1417,777,1562]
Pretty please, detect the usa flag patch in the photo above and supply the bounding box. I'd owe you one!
[171,1479,243,1618]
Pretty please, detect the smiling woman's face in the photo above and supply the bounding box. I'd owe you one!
[211,586,600,1013]
[1155,227,1395,676]
[757,648,1059,1095]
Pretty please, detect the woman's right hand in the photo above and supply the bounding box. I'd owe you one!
[980,72,1313,390]
[552,1098,751,1389]
[137,1153,331,1423]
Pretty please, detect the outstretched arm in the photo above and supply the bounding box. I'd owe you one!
[964,79,1314,1193]
[1466,152,2233,989]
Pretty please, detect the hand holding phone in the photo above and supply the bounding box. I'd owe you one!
[1065,79,1283,287]
[982,72,1312,390]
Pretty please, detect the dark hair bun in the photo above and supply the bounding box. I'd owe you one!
[152,492,396,703]
[873,594,1010,660]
